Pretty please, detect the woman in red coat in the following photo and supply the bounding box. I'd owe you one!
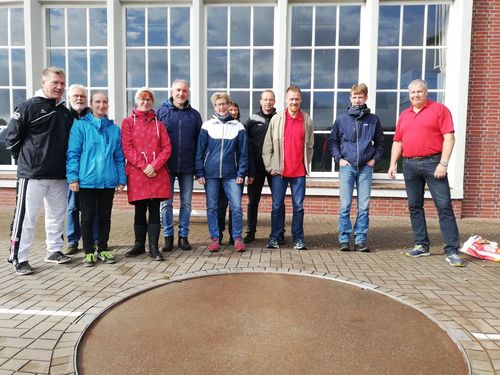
[121,88,172,261]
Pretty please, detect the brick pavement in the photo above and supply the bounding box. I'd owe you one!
[0,209,499,374]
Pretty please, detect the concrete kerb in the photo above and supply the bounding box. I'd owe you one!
[72,267,472,375]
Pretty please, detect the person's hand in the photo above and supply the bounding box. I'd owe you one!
[198,177,206,185]
[339,159,350,167]
[117,184,125,192]
[247,177,255,185]
[143,164,156,178]
[388,165,397,179]
[367,159,375,167]
[434,163,447,179]
[69,182,79,192]
[236,177,244,185]
[270,170,278,176]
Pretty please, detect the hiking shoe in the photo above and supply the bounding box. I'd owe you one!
[83,253,97,267]
[339,242,350,252]
[243,232,255,244]
[277,233,286,245]
[44,251,72,264]
[446,254,465,267]
[293,240,308,250]
[126,244,146,257]
[405,245,430,257]
[209,238,220,252]
[355,242,370,252]
[178,237,192,251]
[15,261,33,275]
[266,239,280,249]
[64,242,79,255]
[234,237,246,252]
[97,251,116,264]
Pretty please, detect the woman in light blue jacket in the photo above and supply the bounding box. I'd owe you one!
[66,92,126,267]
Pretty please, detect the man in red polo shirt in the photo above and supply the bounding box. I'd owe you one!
[262,86,314,250]
[388,79,464,267]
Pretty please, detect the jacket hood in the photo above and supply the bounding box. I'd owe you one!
[84,113,114,129]
[34,88,65,106]
[347,104,371,119]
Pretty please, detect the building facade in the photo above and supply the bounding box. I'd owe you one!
[0,0,498,218]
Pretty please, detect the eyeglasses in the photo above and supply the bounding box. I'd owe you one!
[72,94,87,98]
[138,98,153,102]
[215,102,228,107]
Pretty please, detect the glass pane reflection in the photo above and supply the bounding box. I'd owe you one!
[378,6,400,47]
[402,5,424,46]
[0,10,7,45]
[311,133,332,173]
[126,49,146,87]
[254,7,274,46]
[291,7,312,47]
[148,8,168,47]
[375,92,397,131]
[0,51,8,85]
[68,9,87,46]
[48,9,65,47]
[13,89,26,108]
[313,92,334,131]
[207,50,227,88]
[148,49,168,87]
[253,50,273,89]
[0,90,8,121]
[400,49,422,89]
[339,6,360,46]
[126,8,145,47]
[228,91,249,121]
[231,7,250,46]
[300,91,311,115]
[90,50,108,87]
[68,49,87,86]
[207,7,227,46]
[337,49,359,88]
[425,48,445,90]
[315,6,336,46]
[11,49,25,86]
[171,49,190,83]
[171,8,190,46]
[230,50,250,88]
[89,8,107,47]
[427,5,449,47]
[377,50,398,90]
[290,50,311,88]
[49,50,65,70]
[336,92,350,119]
[11,8,24,46]
[314,49,335,89]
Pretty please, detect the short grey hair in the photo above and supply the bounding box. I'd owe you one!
[68,84,87,95]
[172,79,189,89]
[408,79,428,91]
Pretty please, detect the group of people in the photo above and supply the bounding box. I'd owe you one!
[5,66,465,276]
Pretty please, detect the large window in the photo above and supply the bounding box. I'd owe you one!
[0,7,26,167]
[375,4,449,172]
[125,6,190,113]
[289,5,361,175]
[46,7,108,98]
[206,5,274,120]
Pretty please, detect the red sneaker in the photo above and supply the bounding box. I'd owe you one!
[208,238,220,252]
[234,237,246,252]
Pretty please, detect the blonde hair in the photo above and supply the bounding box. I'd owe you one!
[210,92,230,107]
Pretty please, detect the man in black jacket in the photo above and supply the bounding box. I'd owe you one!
[6,67,73,275]
[243,90,284,244]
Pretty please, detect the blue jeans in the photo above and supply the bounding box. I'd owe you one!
[161,173,194,237]
[66,188,98,244]
[338,164,373,244]
[270,175,306,242]
[403,156,460,255]
[205,178,243,240]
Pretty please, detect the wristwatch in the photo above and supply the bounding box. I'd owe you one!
[439,160,449,167]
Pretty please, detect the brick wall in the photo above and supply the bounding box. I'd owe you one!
[463,0,500,218]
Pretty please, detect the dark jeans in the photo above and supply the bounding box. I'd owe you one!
[270,175,306,242]
[403,157,460,255]
[247,170,285,234]
[133,198,161,226]
[218,186,233,239]
[79,188,115,253]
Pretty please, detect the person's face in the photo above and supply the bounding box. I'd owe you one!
[350,93,367,107]
[286,90,302,114]
[172,82,189,107]
[41,72,66,100]
[228,105,239,119]
[136,92,154,112]
[214,98,229,116]
[69,88,88,113]
[409,84,428,109]
[91,93,109,118]
[260,92,275,114]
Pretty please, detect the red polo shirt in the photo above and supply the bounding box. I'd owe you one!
[283,109,306,177]
[394,100,454,157]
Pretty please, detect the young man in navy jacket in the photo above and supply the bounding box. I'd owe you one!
[328,83,384,253]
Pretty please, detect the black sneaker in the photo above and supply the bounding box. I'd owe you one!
[266,239,279,249]
[339,243,351,252]
[355,243,370,252]
[277,233,286,245]
[243,232,255,244]
[44,251,72,264]
[15,261,33,275]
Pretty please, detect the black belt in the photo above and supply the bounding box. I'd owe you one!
[404,153,441,160]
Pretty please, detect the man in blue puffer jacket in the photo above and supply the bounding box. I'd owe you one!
[157,80,202,252]
[328,83,384,253]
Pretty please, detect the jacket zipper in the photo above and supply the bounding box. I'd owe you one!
[219,121,225,178]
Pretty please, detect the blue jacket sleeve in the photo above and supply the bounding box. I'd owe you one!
[114,127,127,186]
[372,118,385,163]
[66,120,83,183]
[328,119,342,162]
[195,128,208,178]
[237,128,248,179]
